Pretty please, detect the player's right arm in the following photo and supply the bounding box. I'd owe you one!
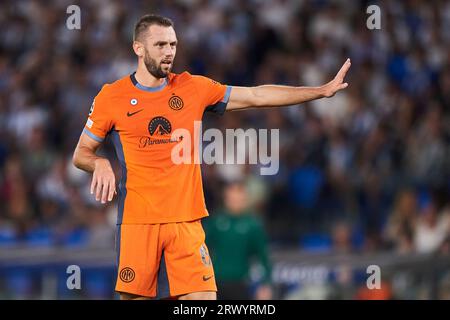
[72,85,115,204]
[73,134,116,203]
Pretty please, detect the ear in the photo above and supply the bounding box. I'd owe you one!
[133,41,144,57]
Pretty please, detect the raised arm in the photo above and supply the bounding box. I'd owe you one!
[226,58,351,111]
[73,133,116,203]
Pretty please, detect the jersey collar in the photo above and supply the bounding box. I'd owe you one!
[130,72,168,92]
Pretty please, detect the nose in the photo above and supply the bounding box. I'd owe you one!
[163,45,174,57]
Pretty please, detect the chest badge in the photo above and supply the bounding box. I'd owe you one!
[168,94,183,111]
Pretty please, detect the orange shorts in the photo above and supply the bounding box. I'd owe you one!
[114,219,216,298]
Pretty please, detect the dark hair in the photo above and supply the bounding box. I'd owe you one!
[133,14,174,41]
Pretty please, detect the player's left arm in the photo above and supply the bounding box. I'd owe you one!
[226,58,351,111]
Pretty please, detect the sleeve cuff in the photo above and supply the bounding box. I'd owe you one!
[82,128,104,142]
[205,86,232,116]
[221,85,232,103]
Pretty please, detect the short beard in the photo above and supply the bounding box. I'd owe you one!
[144,50,170,79]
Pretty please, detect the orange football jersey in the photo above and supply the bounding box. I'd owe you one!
[83,72,231,224]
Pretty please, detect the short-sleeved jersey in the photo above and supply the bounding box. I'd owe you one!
[83,72,231,224]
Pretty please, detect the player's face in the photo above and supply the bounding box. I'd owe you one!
[143,25,177,79]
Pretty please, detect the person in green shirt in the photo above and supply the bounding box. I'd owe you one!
[203,180,273,300]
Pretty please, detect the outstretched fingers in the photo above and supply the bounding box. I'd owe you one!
[91,173,116,203]
[336,58,351,81]
[108,181,116,202]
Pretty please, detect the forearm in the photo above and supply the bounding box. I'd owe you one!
[251,85,326,108]
[257,247,272,283]
[72,146,105,173]
[252,228,272,283]
[227,84,327,111]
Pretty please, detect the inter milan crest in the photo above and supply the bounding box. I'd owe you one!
[119,267,135,283]
[168,95,184,111]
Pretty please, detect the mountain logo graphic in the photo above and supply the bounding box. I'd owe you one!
[148,116,172,136]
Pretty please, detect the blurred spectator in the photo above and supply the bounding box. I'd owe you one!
[331,221,354,254]
[383,189,417,254]
[414,200,450,254]
[204,180,272,300]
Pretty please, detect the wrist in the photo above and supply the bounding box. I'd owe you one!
[317,84,328,98]
[94,157,108,169]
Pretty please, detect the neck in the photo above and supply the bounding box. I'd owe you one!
[134,62,166,87]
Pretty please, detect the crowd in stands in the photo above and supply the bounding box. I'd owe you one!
[0,0,449,299]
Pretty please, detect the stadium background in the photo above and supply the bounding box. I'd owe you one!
[0,0,449,299]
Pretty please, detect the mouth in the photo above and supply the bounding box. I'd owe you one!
[161,60,172,67]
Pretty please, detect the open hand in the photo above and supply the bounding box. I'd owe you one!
[322,58,351,98]
[91,158,116,204]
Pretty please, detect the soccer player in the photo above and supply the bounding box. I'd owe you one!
[72,14,351,300]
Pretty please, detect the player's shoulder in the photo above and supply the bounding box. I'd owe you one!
[96,75,131,98]
[169,71,217,86]
[168,71,195,86]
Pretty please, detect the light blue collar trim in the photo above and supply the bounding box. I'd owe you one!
[130,72,168,92]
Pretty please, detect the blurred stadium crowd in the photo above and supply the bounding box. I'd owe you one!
[0,0,449,299]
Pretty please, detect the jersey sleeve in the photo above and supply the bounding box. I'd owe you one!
[82,85,113,142]
[192,75,232,115]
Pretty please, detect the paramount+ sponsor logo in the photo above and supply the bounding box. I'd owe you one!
[139,116,182,148]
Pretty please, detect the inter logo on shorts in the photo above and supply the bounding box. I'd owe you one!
[119,267,135,283]
[168,95,183,110]
[200,244,211,266]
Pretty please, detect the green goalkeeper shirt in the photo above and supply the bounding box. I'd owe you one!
[203,209,272,284]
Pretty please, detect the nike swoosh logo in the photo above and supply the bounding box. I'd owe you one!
[202,275,213,281]
[127,109,144,117]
